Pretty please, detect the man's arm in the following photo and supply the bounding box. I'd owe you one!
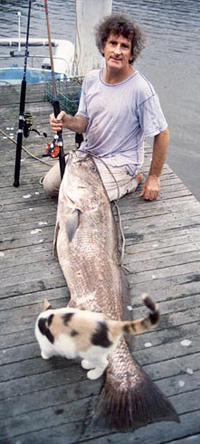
[50,111,88,134]
[139,128,169,201]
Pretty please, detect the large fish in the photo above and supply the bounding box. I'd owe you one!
[54,149,179,431]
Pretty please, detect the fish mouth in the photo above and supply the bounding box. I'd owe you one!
[65,193,75,206]
[69,150,88,164]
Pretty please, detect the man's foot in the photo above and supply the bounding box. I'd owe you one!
[135,173,142,185]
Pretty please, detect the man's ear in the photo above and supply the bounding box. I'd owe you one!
[101,45,105,57]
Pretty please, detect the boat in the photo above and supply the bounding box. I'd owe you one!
[0,38,75,85]
[0,0,113,85]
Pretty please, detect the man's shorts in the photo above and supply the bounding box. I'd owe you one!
[43,155,140,201]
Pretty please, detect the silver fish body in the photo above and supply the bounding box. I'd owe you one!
[54,150,179,431]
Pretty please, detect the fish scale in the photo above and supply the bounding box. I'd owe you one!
[54,150,179,431]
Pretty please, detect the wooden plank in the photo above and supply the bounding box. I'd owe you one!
[76,412,200,444]
[2,247,198,286]
[0,396,199,444]
[1,291,200,335]
[0,275,66,298]
[128,263,200,285]
[167,436,200,444]
[0,83,48,106]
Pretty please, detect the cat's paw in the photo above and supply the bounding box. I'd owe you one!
[41,351,51,360]
[81,359,94,370]
[87,368,104,380]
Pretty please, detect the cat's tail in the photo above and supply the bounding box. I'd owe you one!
[110,294,160,337]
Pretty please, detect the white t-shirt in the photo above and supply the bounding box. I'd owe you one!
[76,69,168,176]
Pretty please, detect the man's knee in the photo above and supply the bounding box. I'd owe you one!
[43,173,59,197]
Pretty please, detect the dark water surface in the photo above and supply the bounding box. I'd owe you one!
[0,0,199,200]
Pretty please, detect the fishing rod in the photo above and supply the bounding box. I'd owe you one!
[13,0,32,187]
[44,0,65,178]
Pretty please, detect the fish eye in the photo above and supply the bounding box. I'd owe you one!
[89,165,97,173]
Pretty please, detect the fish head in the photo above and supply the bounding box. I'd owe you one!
[63,150,108,211]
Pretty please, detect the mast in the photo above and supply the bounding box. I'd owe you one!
[74,0,112,76]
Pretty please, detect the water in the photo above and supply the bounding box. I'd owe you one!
[0,0,199,201]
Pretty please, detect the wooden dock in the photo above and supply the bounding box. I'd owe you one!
[0,83,200,444]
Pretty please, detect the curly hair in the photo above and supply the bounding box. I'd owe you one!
[95,13,146,64]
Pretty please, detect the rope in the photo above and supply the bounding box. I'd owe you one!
[113,200,126,264]
[77,148,120,200]
[0,129,53,166]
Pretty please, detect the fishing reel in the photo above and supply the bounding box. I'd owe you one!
[23,112,47,138]
[44,134,61,158]
[23,112,33,138]
[44,132,83,158]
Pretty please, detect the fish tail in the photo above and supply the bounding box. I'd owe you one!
[94,364,180,431]
[121,293,160,335]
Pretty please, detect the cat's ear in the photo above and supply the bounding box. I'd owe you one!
[43,299,52,311]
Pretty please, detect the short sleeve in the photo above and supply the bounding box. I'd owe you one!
[137,93,168,137]
[76,80,89,120]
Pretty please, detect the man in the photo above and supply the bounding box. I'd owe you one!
[44,13,169,201]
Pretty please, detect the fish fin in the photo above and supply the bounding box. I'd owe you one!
[94,361,180,431]
[65,208,80,242]
[53,220,60,256]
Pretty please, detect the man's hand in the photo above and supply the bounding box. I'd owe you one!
[49,111,88,134]
[49,111,67,133]
[139,175,160,201]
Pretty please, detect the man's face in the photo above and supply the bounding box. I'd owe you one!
[102,33,132,72]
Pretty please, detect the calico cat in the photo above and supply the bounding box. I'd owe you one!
[35,294,160,380]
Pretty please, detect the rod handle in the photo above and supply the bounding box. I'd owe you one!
[53,100,60,118]
[53,100,65,179]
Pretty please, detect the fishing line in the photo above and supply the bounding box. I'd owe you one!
[44,0,65,178]
[13,0,32,187]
